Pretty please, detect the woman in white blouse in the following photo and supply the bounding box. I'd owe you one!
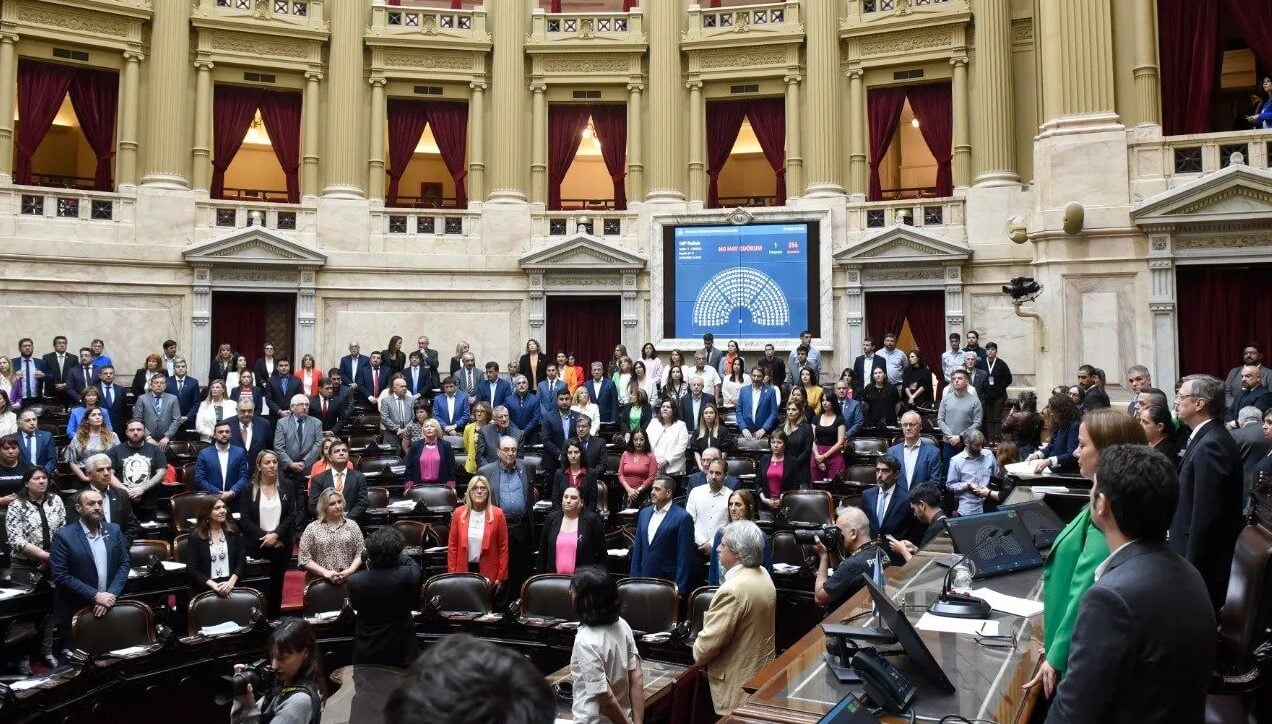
[5,468,65,671]
[195,380,237,442]
[632,360,659,404]
[646,399,690,475]
[571,387,601,436]
[237,450,296,618]
[611,356,634,407]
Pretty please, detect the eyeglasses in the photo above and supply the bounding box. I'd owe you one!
[1175,393,1196,401]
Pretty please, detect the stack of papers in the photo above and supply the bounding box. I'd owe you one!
[533,500,552,510]
[916,614,999,636]
[0,588,27,600]
[199,621,245,637]
[309,610,341,621]
[607,548,630,557]
[772,563,801,575]
[387,500,416,511]
[11,676,51,691]
[109,645,151,657]
[160,561,187,571]
[971,588,1044,617]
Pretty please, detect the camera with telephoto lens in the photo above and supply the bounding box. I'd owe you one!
[214,659,274,705]
[793,524,842,550]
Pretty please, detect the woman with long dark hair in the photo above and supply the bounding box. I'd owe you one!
[231,618,326,723]
[538,486,606,574]
[901,350,933,410]
[861,367,901,428]
[568,565,645,724]
[810,395,846,482]
[707,490,773,585]
[382,336,406,374]
[1138,403,1179,467]
[186,497,245,597]
[551,440,599,511]
[617,429,657,508]
[1028,392,1083,474]
[692,403,734,470]
[5,468,64,671]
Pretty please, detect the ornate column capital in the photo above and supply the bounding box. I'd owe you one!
[469,80,488,92]
[783,73,802,86]
[845,67,864,80]
[529,80,547,93]
[626,82,645,93]
[193,59,214,72]
[124,49,145,63]
[950,56,969,68]
[305,69,324,82]
[685,79,703,91]
[0,31,20,45]
[368,76,387,88]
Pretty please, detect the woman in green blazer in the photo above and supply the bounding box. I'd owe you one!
[1025,408,1146,698]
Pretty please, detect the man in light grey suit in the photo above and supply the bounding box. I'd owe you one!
[275,394,323,498]
[378,376,418,447]
[133,374,182,448]
[475,406,523,469]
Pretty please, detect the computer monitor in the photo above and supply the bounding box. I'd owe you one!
[818,692,880,723]
[944,509,1045,579]
[1001,499,1066,549]
[859,575,956,693]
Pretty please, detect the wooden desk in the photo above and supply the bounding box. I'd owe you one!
[322,665,406,724]
[730,544,1043,723]
[547,658,687,720]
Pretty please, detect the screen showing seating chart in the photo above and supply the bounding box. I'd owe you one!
[664,222,819,340]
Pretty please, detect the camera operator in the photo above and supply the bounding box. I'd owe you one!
[812,506,880,611]
[232,618,326,724]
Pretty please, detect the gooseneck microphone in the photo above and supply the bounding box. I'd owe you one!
[928,527,1005,619]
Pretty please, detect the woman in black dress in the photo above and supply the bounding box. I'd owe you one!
[691,402,734,470]
[861,366,901,428]
[901,350,933,411]
[779,401,813,487]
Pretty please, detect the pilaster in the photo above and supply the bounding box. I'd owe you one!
[970,0,1018,185]
[1132,0,1161,127]
[302,70,322,199]
[626,81,644,201]
[529,80,547,205]
[467,79,487,204]
[191,58,214,192]
[686,79,704,202]
[0,32,16,182]
[488,0,529,203]
[1037,0,1120,135]
[322,0,366,198]
[645,0,685,201]
[846,68,866,200]
[784,72,803,198]
[951,57,971,190]
[140,0,192,188]
[367,77,387,202]
[802,0,844,196]
[117,48,143,190]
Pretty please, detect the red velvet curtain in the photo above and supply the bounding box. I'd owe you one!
[1177,265,1272,378]
[66,67,119,191]
[551,0,562,12]
[745,98,787,206]
[258,90,302,203]
[906,83,953,197]
[385,98,430,207]
[211,85,264,200]
[623,0,637,10]
[867,87,907,201]
[14,60,76,186]
[546,295,621,375]
[705,100,749,207]
[212,294,267,371]
[426,101,469,209]
[548,104,592,210]
[589,104,627,210]
[1158,0,1219,136]
[1223,0,1272,68]
[865,291,946,368]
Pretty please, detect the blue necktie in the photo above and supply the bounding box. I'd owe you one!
[25,433,36,464]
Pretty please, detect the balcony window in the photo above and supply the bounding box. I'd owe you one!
[213,85,303,203]
[551,104,627,210]
[15,59,119,191]
[707,98,785,209]
[868,83,951,201]
[384,99,469,209]
[876,99,939,200]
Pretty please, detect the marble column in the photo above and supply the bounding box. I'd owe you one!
[802,0,844,196]
[190,59,214,192]
[529,80,547,204]
[467,79,486,204]
[645,0,685,201]
[686,79,704,202]
[626,81,644,201]
[951,57,971,190]
[367,77,387,202]
[302,70,322,198]
[488,0,528,202]
[1132,0,1161,126]
[322,0,365,197]
[1038,0,1118,131]
[784,72,803,199]
[0,31,16,181]
[846,68,866,199]
[970,0,1018,185]
[117,48,143,189]
[140,0,191,188]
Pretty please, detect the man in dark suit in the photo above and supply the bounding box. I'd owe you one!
[685,447,739,493]
[831,381,864,437]
[266,359,301,418]
[15,337,48,404]
[16,408,57,474]
[49,487,132,656]
[540,388,579,482]
[339,341,370,393]
[536,364,568,417]
[679,378,715,433]
[503,376,542,444]
[860,455,915,542]
[41,335,75,403]
[165,358,202,423]
[402,351,433,397]
[475,406,522,468]
[68,454,140,543]
[194,420,251,501]
[1077,365,1111,411]
[415,336,441,386]
[583,362,619,424]
[1232,406,1271,503]
[852,338,886,391]
[572,415,607,475]
[631,478,696,594]
[453,353,481,398]
[964,351,989,399]
[887,411,942,487]
[1170,374,1244,611]
[1226,364,1272,427]
[698,333,724,372]
[65,347,100,404]
[253,342,278,384]
[310,379,350,436]
[757,344,786,394]
[475,362,512,410]
[358,351,392,406]
[433,377,470,436]
[478,439,536,597]
[229,398,272,474]
[1044,445,1215,724]
[94,365,129,439]
[310,440,370,522]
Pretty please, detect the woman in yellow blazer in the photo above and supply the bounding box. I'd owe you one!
[462,401,492,475]
[1025,409,1145,699]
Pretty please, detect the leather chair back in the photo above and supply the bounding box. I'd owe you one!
[726,457,756,479]
[734,436,771,454]
[422,573,492,614]
[72,600,157,656]
[171,492,219,533]
[520,574,577,622]
[847,437,888,460]
[393,519,428,547]
[173,534,189,563]
[178,462,197,489]
[770,531,807,567]
[165,440,201,463]
[1218,524,1272,668]
[128,539,172,567]
[188,588,264,635]
[595,481,610,517]
[357,455,404,480]
[442,435,463,449]
[617,577,679,634]
[688,586,718,640]
[407,485,457,510]
[303,580,349,617]
[424,523,447,548]
[781,490,835,527]
[367,486,391,508]
[606,452,624,475]
[846,464,876,486]
[347,435,380,455]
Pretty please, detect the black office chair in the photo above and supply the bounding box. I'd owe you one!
[188,588,264,636]
[617,577,679,634]
[171,492,219,534]
[393,519,429,548]
[781,490,835,527]
[518,574,576,625]
[367,486,391,508]
[72,600,158,657]
[688,586,718,641]
[128,539,172,567]
[407,485,458,511]
[422,573,492,615]
[303,580,349,617]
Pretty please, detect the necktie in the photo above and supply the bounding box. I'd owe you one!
[322,397,328,416]
[334,471,344,494]
[26,433,36,464]
[412,369,418,391]
[372,370,381,397]
[398,398,404,421]
[84,368,91,387]
[242,422,251,449]
[104,386,112,407]
[153,394,162,413]
[23,359,32,395]
[877,491,887,525]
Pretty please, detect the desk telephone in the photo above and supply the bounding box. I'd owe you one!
[822,624,918,714]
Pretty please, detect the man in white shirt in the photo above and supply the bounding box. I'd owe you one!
[940,333,964,384]
[689,352,723,400]
[686,459,733,556]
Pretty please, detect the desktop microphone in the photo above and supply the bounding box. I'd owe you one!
[928,527,1005,619]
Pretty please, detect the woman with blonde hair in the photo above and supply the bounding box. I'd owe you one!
[195,379,237,442]
[298,488,364,585]
[295,354,321,396]
[463,401,492,475]
[571,386,600,436]
[449,341,470,376]
[237,450,296,617]
[446,475,508,586]
[0,356,23,407]
[65,407,117,484]
[404,418,457,489]
[65,386,112,437]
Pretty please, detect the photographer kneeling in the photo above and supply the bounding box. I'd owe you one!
[812,506,882,611]
[232,619,326,724]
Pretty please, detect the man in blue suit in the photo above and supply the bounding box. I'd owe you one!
[194,421,250,501]
[16,408,57,474]
[265,359,301,418]
[339,341,370,393]
[165,358,201,423]
[831,381,864,437]
[887,411,942,488]
[503,375,542,444]
[737,368,779,439]
[541,388,579,482]
[475,362,512,410]
[537,364,568,416]
[861,455,916,542]
[15,337,48,403]
[229,398,272,474]
[630,478,697,595]
[403,351,433,397]
[583,362,618,424]
[50,487,132,648]
[434,377,470,436]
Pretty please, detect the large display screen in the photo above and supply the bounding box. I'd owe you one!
[663,222,819,340]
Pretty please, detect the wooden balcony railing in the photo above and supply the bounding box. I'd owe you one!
[387,195,463,210]
[715,195,779,208]
[218,187,292,204]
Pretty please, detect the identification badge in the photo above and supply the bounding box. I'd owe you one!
[987,376,995,386]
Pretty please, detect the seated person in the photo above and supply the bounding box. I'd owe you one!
[885,484,948,562]
[685,447,739,494]
[813,506,883,611]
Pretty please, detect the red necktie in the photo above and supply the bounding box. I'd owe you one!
[322,398,328,416]
[373,371,381,396]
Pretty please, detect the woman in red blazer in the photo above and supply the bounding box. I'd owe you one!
[295,353,322,397]
[446,475,508,585]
